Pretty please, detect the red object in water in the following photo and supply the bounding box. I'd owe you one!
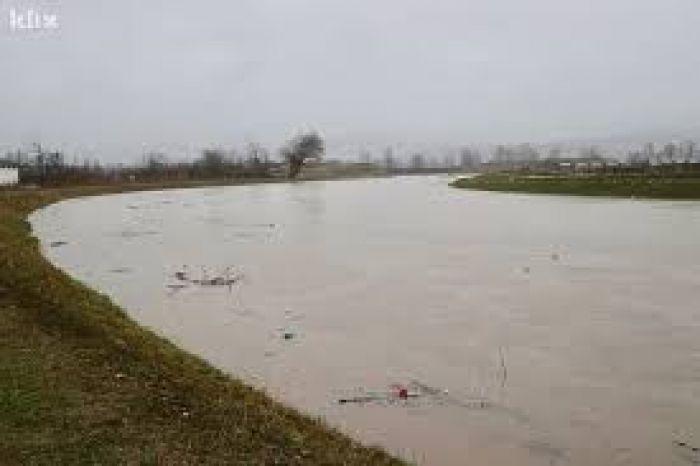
[398,387,408,399]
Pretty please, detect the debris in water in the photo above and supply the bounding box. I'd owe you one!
[119,230,159,239]
[499,346,508,389]
[522,266,531,274]
[338,394,385,404]
[192,276,241,287]
[109,267,131,274]
[337,381,484,408]
[169,266,243,291]
[282,331,296,341]
[524,440,569,464]
[50,241,68,248]
[409,379,490,409]
[674,440,700,463]
[390,384,417,400]
[167,284,187,290]
[551,252,560,261]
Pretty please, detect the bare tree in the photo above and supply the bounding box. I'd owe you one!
[683,140,696,162]
[280,130,325,179]
[662,143,676,164]
[547,147,562,160]
[410,153,425,171]
[459,147,481,169]
[244,142,270,177]
[145,152,167,172]
[198,148,226,177]
[643,142,655,162]
[383,146,396,172]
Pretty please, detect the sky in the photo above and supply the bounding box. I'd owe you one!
[1,0,699,161]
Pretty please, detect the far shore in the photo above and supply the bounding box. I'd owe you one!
[450,173,700,200]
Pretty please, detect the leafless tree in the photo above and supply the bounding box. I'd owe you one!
[383,146,396,171]
[662,143,676,164]
[280,130,325,179]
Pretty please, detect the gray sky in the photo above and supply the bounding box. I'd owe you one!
[1,0,699,161]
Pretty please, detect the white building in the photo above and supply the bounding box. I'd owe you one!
[0,167,19,186]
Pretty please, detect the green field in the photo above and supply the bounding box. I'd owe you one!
[451,173,700,200]
[0,181,404,465]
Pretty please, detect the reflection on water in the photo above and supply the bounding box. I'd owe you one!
[31,176,700,466]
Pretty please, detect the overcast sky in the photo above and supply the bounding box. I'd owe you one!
[1,0,699,161]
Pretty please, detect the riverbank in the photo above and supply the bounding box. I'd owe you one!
[0,180,404,465]
[450,173,700,199]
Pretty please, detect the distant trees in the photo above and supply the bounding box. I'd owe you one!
[491,144,539,165]
[685,141,697,162]
[144,152,167,174]
[280,130,325,179]
[197,149,226,176]
[410,153,425,171]
[383,146,397,172]
[643,142,655,162]
[632,141,698,165]
[459,147,481,169]
[244,142,270,177]
[662,143,676,164]
[579,146,602,160]
[6,135,699,187]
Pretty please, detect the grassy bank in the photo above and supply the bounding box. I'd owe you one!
[0,180,404,465]
[450,173,700,199]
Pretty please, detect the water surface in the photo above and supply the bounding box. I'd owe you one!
[31,176,700,465]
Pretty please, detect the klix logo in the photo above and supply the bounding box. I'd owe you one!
[0,0,61,33]
[6,3,59,32]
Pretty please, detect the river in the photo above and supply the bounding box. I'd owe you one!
[30,176,700,465]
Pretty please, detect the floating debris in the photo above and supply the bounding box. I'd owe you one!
[109,267,132,274]
[337,380,487,408]
[119,230,159,239]
[192,276,241,287]
[674,440,700,452]
[166,284,188,290]
[674,440,700,464]
[338,394,386,404]
[49,241,68,248]
[282,331,296,341]
[551,252,560,261]
[522,266,531,274]
[410,380,490,409]
[169,265,243,291]
[524,439,569,464]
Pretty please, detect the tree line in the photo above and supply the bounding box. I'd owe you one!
[0,130,326,186]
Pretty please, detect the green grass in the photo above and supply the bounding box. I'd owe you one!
[450,173,700,199]
[0,181,405,465]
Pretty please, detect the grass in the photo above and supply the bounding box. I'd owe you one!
[0,180,405,465]
[450,173,700,199]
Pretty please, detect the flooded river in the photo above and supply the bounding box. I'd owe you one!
[31,176,700,465]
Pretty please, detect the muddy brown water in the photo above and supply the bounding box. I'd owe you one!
[31,176,700,465]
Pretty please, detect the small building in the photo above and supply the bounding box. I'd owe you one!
[0,167,19,186]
